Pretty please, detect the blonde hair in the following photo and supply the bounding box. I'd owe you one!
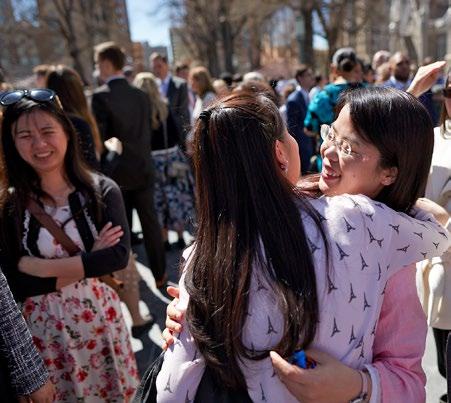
[133,72,168,130]
[190,66,215,98]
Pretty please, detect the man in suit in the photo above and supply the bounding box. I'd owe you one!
[92,42,166,286]
[285,65,315,174]
[151,53,190,146]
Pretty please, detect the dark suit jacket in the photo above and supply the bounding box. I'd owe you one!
[286,89,314,174]
[91,78,153,190]
[166,76,190,144]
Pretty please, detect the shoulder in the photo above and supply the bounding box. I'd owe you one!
[90,173,121,196]
[286,90,302,104]
[203,91,216,103]
[93,84,110,96]
[171,76,187,89]
[69,115,91,132]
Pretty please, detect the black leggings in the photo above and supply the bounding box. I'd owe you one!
[433,327,451,378]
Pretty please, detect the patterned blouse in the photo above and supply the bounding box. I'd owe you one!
[156,194,450,402]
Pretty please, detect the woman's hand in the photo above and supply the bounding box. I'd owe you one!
[92,222,124,251]
[270,349,367,403]
[18,379,55,403]
[407,61,446,98]
[162,286,182,350]
[415,197,449,226]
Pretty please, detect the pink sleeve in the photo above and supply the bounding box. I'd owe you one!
[372,264,427,402]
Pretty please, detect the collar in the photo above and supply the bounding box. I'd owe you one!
[161,74,172,87]
[389,76,411,89]
[106,74,126,84]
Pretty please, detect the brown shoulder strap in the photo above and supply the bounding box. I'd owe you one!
[27,199,81,256]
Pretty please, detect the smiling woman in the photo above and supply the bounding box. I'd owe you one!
[0,91,139,401]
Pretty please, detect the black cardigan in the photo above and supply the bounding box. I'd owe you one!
[0,174,130,302]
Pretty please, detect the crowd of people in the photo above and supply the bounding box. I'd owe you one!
[0,41,450,403]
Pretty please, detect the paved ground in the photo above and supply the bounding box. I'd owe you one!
[125,229,447,401]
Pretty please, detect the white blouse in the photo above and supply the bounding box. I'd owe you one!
[157,194,450,402]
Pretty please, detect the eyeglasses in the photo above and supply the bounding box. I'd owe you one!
[443,88,451,99]
[0,89,56,106]
[320,124,367,160]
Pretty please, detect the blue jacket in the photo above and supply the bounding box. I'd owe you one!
[286,89,313,173]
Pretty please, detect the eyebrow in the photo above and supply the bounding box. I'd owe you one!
[15,124,54,135]
[331,123,363,146]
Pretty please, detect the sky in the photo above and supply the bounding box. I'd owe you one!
[126,0,328,50]
[127,0,171,47]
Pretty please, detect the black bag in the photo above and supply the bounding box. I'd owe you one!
[133,353,252,403]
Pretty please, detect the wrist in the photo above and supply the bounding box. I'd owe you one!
[347,368,363,401]
[349,369,370,403]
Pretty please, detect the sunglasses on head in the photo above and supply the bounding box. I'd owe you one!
[0,89,56,106]
[443,88,451,99]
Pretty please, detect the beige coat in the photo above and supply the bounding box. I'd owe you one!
[417,124,451,329]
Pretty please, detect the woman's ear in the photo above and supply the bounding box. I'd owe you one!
[381,166,398,186]
[274,139,287,166]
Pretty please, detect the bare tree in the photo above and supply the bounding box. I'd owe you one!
[38,0,88,82]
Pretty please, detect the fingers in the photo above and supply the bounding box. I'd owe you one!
[303,348,330,363]
[167,285,180,299]
[165,316,182,333]
[99,222,113,237]
[270,351,305,382]
[167,299,182,320]
[162,328,175,350]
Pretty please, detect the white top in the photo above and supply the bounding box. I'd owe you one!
[157,194,450,402]
[192,91,216,124]
[417,124,451,329]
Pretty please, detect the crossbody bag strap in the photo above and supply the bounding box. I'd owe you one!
[26,199,81,256]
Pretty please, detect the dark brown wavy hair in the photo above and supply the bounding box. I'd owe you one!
[185,91,327,390]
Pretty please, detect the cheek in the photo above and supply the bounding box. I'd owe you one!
[14,142,30,161]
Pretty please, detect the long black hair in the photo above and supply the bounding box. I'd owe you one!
[185,91,327,390]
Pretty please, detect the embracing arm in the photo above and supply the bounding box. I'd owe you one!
[371,265,427,402]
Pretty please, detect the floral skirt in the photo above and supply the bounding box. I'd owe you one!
[152,146,195,232]
[22,278,139,402]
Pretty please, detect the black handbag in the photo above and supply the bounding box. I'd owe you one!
[134,353,252,403]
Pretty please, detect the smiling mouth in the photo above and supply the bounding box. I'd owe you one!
[321,167,340,180]
[34,151,53,159]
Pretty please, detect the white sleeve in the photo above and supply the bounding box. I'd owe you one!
[332,195,451,273]
[156,248,206,402]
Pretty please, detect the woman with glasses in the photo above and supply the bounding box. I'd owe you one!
[0,89,139,401]
[152,89,449,402]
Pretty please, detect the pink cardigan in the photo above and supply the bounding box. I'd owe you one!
[374,264,427,402]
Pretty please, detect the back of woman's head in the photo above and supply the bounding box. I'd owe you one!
[332,47,358,73]
[336,87,434,212]
[186,91,323,390]
[46,66,86,115]
[0,98,94,208]
[133,72,168,129]
[46,65,102,153]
